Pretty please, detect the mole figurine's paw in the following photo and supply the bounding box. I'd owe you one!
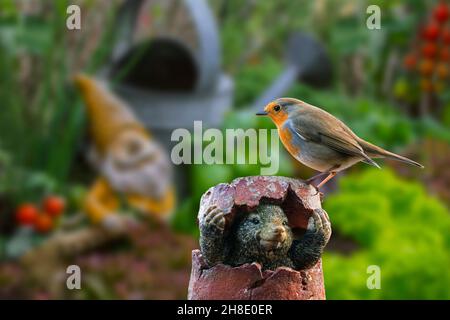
[200,205,226,234]
[306,209,332,246]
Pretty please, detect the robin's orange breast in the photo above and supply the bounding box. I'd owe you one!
[279,126,301,157]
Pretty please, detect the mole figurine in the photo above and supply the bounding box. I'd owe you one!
[199,203,331,271]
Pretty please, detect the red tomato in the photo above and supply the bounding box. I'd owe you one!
[419,59,435,76]
[16,204,39,225]
[440,47,450,61]
[442,29,450,44]
[422,43,438,58]
[434,2,449,23]
[404,53,417,69]
[43,196,65,217]
[422,23,440,41]
[34,214,53,233]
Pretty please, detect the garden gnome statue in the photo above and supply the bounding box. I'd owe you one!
[75,74,175,229]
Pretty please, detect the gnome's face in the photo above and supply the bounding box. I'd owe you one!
[101,130,172,198]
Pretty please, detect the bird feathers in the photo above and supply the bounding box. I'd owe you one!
[357,139,424,168]
[287,109,373,161]
[286,102,422,169]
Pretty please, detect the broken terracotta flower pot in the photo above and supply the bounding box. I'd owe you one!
[188,249,325,300]
[188,176,327,300]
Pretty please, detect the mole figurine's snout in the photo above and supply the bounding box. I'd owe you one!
[257,217,289,252]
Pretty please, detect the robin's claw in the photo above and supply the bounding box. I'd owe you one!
[310,183,320,196]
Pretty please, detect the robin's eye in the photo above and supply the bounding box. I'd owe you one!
[273,105,281,112]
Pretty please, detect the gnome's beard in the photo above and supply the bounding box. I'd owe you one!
[103,160,170,198]
[100,136,172,199]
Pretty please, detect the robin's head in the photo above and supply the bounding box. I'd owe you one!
[256,98,301,126]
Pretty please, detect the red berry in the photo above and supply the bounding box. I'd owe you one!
[422,42,438,58]
[419,59,435,76]
[434,2,449,23]
[16,204,39,225]
[442,29,450,44]
[422,23,440,41]
[440,47,450,61]
[43,196,65,217]
[404,53,417,69]
[34,214,53,233]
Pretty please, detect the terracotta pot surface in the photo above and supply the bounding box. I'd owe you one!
[198,176,323,231]
[188,250,325,300]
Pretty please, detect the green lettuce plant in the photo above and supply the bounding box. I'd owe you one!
[323,169,450,299]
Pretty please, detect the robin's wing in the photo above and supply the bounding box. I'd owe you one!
[287,109,380,168]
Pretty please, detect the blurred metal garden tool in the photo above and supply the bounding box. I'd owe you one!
[103,0,233,198]
[252,32,332,110]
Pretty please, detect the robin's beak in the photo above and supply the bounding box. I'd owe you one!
[256,110,268,116]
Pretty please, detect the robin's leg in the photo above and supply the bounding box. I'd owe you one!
[306,171,328,183]
[309,164,340,192]
[317,171,337,189]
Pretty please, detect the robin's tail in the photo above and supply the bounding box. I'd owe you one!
[358,139,424,168]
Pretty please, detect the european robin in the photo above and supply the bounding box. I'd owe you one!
[257,98,423,189]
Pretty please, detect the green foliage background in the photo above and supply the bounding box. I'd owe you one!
[323,169,450,299]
